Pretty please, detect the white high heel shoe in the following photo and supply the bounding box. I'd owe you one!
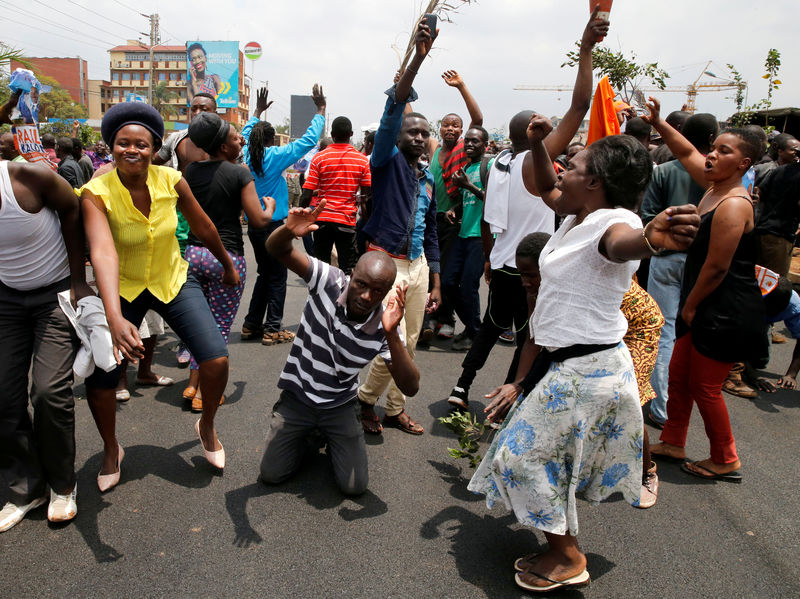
[195,419,225,469]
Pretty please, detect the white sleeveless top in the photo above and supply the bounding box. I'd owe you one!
[0,161,70,290]
[532,208,641,349]
[488,150,555,270]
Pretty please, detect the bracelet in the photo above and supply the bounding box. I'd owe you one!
[642,222,663,256]
[405,65,418,75]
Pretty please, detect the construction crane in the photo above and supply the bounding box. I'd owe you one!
[514,61,747,114]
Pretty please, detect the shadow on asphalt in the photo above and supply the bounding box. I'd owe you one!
[72,440,219,563]
[224,453,388,549]
[420,505,615,597]
[428,460,482,503]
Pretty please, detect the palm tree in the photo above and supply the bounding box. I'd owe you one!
[151,82,178,120]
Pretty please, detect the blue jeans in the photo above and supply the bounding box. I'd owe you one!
[443,236,484,337]
[86,274,228,389]
[647,253,686,423]
[244,221,288,333]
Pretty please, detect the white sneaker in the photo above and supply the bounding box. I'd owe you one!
[0,495,47,532]
[438,324,455,339]
[47,487,77,523]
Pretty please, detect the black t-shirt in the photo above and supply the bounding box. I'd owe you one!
[184,160,254,255]
[754,163,800,241]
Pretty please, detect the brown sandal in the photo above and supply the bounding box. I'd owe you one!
[382,410,424,435]
[182,386,198,400]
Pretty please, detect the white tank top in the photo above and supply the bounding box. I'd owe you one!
[0,161,70,290]
[489,150,556,270]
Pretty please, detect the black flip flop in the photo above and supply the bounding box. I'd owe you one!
[681,461,743,483]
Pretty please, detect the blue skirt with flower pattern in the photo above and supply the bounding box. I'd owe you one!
[468,343,643,535]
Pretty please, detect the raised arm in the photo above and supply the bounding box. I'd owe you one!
[544,8,609,159]
[382,284,420,396]
[527,114,561,212]
[266,200,327,277]
[271,85,326,170]
[175,178,239,286]
[643,97,709,189]
[396,20,435,103]
[442,70,483,127]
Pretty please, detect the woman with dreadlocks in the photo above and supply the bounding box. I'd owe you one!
[240,84,326,346]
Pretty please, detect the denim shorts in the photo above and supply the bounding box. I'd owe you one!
[85,274,228,389]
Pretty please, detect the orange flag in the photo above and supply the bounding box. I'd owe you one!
[587,76,620,145]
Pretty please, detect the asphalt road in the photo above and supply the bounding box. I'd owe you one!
[2,240,799,598]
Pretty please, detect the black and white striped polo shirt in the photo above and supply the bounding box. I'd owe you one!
[277,258,393,409]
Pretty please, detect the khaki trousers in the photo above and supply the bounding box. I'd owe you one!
[358,254,429,416]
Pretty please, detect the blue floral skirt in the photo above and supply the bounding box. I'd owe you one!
[468,343,643,535]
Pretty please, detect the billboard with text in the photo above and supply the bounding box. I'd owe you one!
[186,41,239,108]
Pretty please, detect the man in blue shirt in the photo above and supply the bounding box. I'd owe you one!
[358,20,441,436]
[241,85,326,346]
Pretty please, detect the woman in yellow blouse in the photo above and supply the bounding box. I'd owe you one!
[81,103,237,490]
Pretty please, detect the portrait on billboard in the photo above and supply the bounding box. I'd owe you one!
[186,41,239,108]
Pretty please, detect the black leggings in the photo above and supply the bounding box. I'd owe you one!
[456,267,529,391]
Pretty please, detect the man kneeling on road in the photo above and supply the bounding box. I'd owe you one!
[259,200,420,495]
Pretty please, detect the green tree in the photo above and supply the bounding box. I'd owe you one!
[37,75,88,121]
[274,117,290,136]
[729,49,782,129]
[151,82,178,120]
[562,44,669,104]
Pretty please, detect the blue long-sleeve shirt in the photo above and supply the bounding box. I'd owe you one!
[242,113,325,223]
[363,86,439,273]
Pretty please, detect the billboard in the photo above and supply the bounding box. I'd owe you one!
[186,41,239,108]
[290,95,317,140]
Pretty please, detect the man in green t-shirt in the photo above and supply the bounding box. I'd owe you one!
[443,126,492,351]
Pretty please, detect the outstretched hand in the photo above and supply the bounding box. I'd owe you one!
[285,199,327,238]
[647,204,701,252]
[641,96,662,126]
[442,70,463,88]
[255,87,273,116]
[526,113,554,145]
[582,5,610,46]
[382,284,408,334]
[311,84,326,112]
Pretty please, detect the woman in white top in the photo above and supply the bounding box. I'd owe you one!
[469,116,700,593]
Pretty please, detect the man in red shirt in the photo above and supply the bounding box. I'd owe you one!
[301,116,371,274]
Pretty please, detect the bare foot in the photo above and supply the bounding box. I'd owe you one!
[516,549,587,588]
[360,403,382,434]
[649,442,686,461]
[690,458,741,475]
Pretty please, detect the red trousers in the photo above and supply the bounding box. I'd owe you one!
[660,333,739,464]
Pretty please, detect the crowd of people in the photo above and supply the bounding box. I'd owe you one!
[1,8,799,594]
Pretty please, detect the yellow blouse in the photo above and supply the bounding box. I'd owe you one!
[81,165,188,303]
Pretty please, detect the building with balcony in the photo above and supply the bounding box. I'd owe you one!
[107,42,250,130]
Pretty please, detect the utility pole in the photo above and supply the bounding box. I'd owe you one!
[140,13,160,105]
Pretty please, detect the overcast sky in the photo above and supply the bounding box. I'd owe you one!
[2,0,797,140]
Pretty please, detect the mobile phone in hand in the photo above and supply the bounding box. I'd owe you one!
[423,13,438,39]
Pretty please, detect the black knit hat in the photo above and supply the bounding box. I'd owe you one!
[101,102,164,147]
[188,112,230,155]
